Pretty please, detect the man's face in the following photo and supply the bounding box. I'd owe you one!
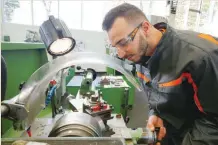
[108,17,148,63]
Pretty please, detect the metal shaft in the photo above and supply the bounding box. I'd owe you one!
[1,104,9,117]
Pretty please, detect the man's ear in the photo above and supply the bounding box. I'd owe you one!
[141,21,150,36]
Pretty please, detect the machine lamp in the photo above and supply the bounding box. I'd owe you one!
[39,15,76,56]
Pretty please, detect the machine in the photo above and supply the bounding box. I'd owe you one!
[1,16,160,145]
[1,63,160,144]
[48,66,115,137]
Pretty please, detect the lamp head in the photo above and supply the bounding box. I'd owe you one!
[39,15,76,56]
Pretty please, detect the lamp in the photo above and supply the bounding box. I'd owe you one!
[39,15,76,56]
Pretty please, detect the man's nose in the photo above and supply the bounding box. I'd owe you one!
[117,48,127,58]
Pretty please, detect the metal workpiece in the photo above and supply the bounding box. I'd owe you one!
[49,112,104,137]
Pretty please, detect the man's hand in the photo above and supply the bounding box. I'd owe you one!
[147,115,166,145]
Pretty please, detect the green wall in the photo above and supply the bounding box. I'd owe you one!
[1,42,48,135]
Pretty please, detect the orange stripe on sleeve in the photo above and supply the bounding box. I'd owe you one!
[137,72,150,83]
[159,75,183,87]
[198,33,218,45]
[158,73,205,113]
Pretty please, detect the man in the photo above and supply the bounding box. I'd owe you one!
[102,3,218,145]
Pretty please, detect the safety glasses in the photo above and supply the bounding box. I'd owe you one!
[114,22,143,48]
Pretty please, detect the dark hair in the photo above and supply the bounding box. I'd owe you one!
[102,3,148,31]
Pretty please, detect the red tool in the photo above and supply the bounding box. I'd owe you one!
[91,103,108,112]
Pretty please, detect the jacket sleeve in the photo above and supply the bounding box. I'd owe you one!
[191,51,218,115]
[148,103,158,117]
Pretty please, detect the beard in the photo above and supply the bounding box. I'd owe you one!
[134,35,150,64]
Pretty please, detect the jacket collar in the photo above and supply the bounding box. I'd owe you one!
[142,23,173,67]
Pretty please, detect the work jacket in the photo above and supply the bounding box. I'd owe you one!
[136,23,218,129]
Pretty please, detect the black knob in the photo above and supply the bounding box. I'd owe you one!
[19,81,26,91]
[76,66,82,70]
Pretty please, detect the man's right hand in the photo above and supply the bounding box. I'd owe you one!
[147,115,166,145]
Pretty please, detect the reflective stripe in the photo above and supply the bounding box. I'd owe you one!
[159,73,205,114]
[159,75,183,87]
[198,33,218,45]
[137,72,150,83]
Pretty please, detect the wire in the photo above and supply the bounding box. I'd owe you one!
[45,85,57,107]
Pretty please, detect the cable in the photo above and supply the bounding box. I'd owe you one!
[45,85,57,107]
